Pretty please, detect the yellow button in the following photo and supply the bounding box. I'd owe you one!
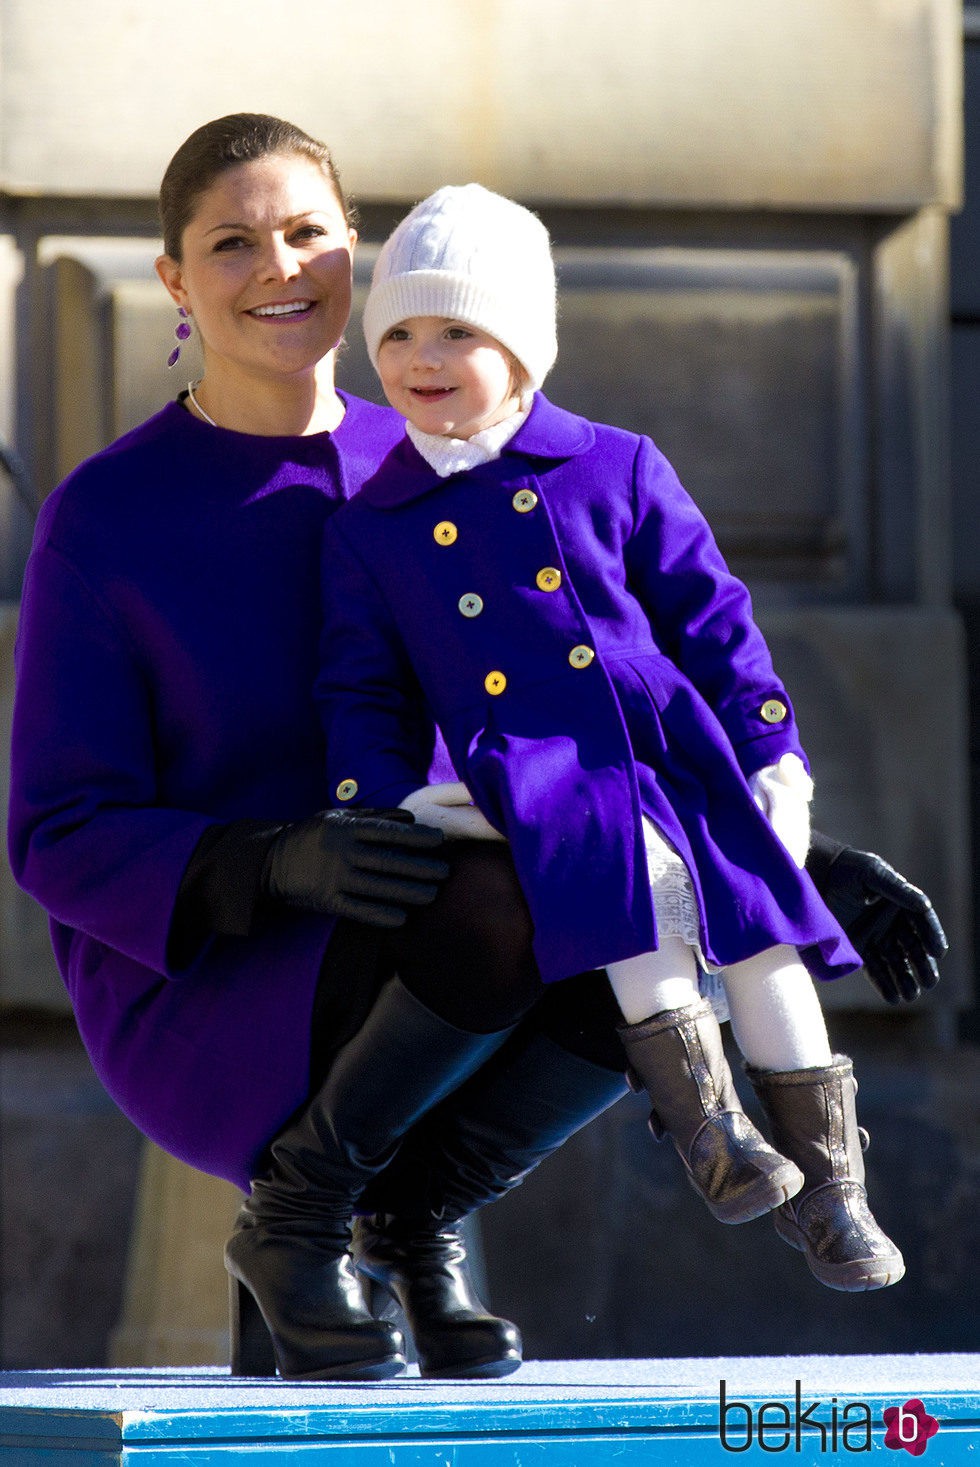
[569,645,595,668]
[459,593,484,618]
[536,567,562,592]
[485,670,507,695]
[434,521,458,545]
[761,699,788,725]
[512,490,538,513]
[336,778,359,801]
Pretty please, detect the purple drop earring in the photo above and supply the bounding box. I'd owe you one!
[167,307,192,369]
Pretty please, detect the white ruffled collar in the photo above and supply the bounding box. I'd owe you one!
[406,398,532,478]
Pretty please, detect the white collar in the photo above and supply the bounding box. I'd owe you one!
[406,400,531,478]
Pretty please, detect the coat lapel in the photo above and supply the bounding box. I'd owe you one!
[357,394,596,508]
[506,394,595,460]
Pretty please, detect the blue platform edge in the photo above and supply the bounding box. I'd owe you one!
[1,1356,977,1464]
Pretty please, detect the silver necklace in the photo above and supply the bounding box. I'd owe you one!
[186,380,218,428]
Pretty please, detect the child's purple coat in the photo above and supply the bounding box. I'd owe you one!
[317,394,861,986]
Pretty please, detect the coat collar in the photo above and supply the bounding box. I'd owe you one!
[357,394,596,509]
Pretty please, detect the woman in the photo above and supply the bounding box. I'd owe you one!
[8,114,945,1382]
[9,113,542,1382]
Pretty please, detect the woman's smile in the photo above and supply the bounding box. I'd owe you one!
[246,298,317,320]
[157,153,357,389]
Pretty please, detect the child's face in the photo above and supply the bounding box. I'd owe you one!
[377,316,522,440]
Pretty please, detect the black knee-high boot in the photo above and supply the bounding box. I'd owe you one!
[225,976,514,1381]
[354,1029,629,1377]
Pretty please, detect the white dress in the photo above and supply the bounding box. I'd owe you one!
[640,816,729,1020]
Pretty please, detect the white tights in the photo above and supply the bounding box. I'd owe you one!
[605,937,833,1072]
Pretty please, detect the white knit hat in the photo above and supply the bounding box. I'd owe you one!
[362,184,558,391]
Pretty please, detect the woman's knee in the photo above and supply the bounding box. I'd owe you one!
[394,842,543,1030]
[413,843,533,964]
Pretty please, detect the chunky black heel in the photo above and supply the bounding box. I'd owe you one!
[225,1221,408,1382]
[229,1273,277,1377]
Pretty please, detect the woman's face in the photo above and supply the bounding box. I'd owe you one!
[156,153,357,386]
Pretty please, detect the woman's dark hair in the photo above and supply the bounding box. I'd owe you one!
[159,113,355,260]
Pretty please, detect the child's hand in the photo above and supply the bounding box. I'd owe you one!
[749,753,813,868]
[399,782,507,842]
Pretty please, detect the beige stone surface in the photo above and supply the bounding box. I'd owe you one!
[0,603,68,1010]
[0,0,961,209]
[39,242,197,481]
[0,237,22,444]
[109,1142,242,1367]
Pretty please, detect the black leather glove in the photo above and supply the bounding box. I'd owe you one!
[263,809,449,929]
[807,833,947,1005]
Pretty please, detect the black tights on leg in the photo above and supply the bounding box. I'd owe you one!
[311,842,626,1083]
[386,841,544,1033]
[311,841,545,1084]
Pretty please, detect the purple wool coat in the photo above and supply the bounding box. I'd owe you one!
[7,393,417,1190]
[316,394,861,988]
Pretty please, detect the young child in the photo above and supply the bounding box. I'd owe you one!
[315,184,904,1292]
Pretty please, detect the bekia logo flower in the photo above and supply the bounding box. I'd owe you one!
[883,1399,940,1456]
